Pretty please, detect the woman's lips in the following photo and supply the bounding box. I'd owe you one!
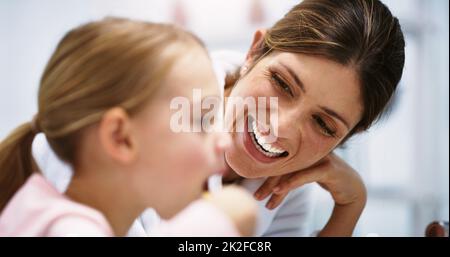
[242,115,287,164]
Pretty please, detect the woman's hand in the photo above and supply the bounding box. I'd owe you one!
[254,152,367,236]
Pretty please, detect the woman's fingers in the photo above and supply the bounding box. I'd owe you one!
[255,156,331,208]
[254,176,282,200]
[266,190,289,209]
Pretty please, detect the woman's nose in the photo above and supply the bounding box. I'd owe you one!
[276,106,305,142]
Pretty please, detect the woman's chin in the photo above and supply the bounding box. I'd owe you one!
[234,168,257,179]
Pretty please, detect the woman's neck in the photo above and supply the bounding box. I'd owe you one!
[65,169,143,236]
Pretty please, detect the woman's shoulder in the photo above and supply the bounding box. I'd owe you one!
[210,50,245,90]
[210,50,245,66]
[0,174,112,236]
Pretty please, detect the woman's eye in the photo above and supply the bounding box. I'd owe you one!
[313,115,336,137]
[271,72,294,97]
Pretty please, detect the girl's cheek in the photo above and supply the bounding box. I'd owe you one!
[177,136,211,176]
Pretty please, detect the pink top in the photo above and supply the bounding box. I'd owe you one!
[0,174,113,236]
[0,174,240,237]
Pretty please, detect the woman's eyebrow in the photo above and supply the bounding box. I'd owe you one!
[319,105,350,129]
[279,62,306,93]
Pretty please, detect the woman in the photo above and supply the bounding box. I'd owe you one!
[33,0,405,236]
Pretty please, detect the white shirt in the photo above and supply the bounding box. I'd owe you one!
[31,50,313,237]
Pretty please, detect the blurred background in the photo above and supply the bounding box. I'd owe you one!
[0,0,448,236]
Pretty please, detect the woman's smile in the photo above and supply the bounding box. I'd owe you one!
[243,115,289,164]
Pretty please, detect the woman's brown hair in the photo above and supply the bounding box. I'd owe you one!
[0,17,205,212]
[227,0,405,139]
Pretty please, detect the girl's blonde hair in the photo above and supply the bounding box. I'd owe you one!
[0,17,205,212]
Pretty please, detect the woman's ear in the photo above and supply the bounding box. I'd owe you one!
[244,29,267,68]
[98,107,137,164]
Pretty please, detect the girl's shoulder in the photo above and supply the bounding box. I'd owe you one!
[0,174,113,236]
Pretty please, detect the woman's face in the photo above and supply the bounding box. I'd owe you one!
[131,47,229,219]
[225,50,363,178]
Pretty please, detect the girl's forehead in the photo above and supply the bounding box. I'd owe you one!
[156,48,219,98]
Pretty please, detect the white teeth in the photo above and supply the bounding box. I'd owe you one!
[250,120,286,157]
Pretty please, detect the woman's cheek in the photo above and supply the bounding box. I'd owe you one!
[302,125,334,164]
[247,79,275,98]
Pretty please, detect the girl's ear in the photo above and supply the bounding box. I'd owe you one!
[98,107,137,164]
[244,29,267,68]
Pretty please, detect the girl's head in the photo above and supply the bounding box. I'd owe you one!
[225,0,405,178]
[0,18,229,218]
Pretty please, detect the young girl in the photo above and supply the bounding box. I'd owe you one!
[0,18,256,236]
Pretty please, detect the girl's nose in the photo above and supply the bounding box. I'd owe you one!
[211,131,231,175]
[215,131,231,155]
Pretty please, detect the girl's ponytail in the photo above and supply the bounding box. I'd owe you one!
[0,119,40,213]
